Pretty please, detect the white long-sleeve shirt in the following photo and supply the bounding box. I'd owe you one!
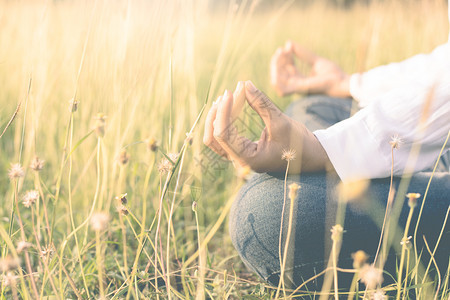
[314,8,450,182]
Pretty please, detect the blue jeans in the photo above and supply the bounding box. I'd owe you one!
[229,96,450,289]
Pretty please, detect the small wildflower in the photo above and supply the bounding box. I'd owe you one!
[116,204,129,216]
[288,183,300,200]
[281,149,296,162]
[16,241,32,254]
[389,134,404,149]
[192,201,197,212]
[337,179,369,201]
[91,212,110,231]
[168,153,179,163]
[186,132,194,146]
[116,193,128,205]
[372,289,387,300]
[1,272,17,287]
[69,98,79,112]
[0,256,20,272]
[237,165,251,181]
[93,113,107,137]
[330,224,344,242]
[158,158,172,173]
[117,149,130,165]
[359,263,383,289]
[8,163,25,180]
[400,236,412,248]
[22,190,39,208]
[351,250,369,269]
[30,156,45,171]
[406,193,420,208]
[40,244,55,260]
[146,137,158,152]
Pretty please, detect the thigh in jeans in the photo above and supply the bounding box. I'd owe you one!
[229,171,450,289]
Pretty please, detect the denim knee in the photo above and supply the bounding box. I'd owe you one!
[229,173,284,283]
[228,172,333,286]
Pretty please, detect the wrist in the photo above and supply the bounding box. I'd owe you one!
[328,74,351,98]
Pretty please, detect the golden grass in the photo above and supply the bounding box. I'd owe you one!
[0,0,449,298]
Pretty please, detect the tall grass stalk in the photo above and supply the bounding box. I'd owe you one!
[373,143,397,267]
[193,202,206,300]
[396,202,416,300]
[414,130,450,289]
[423,236,441,300]
[166,147,188,298]
[419,206,450,299]
[13,196,40,299]
[275,153,293,299]
[0,227,31,300]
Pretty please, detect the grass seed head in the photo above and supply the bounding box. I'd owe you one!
[22,190,39,208]
[168,152,179,162]
[93,113,107,137]
[406,193,420,208]
[330,224,344,242]
[8,163,25,180]
[288,183,300,200]
[186,132,194,145]
[146,137,158,152]
[116,193,128,205]
[372,289,387,300]
[281,149,296,162]
[116,204,129,216]
[237,165,251,181]
[359,264,383,289]
[91,212,110,231]
[158,158,172,173]
[0,256,20,272]
[389,134,403,149]
[351,250,369,269]
[69,98,79,112]
[400,236,412,249]
[16,241,32,254]
[1,272,17,287]
[117,149,130,165]
[30,156,45,171]
[40,244,55,261]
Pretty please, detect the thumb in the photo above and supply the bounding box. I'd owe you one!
[245,80,282,128]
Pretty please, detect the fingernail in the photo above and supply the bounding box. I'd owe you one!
[224,89,229,98]
[246,81,256,93]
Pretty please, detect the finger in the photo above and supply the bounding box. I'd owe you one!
[231,81,245,120]
[213,90,256,166]
[293,76,327,95]
[203,97,229,158]
[270,48,284,86]
[244,81,282,131]
[287,41,317,64]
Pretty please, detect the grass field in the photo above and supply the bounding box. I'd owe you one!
[0,0,449,298]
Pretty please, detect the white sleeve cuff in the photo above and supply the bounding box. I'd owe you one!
[314,111,391,182]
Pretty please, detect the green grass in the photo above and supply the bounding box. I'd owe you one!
[0,0,449,298]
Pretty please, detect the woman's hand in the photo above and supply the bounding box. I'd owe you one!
[271,41,350,98]
[203,81,334,174]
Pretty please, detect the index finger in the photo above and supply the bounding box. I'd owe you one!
[244,81,283,134]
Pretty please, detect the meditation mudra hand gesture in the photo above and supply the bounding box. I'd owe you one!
[203,80,334,174]
[270,40,350,98]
